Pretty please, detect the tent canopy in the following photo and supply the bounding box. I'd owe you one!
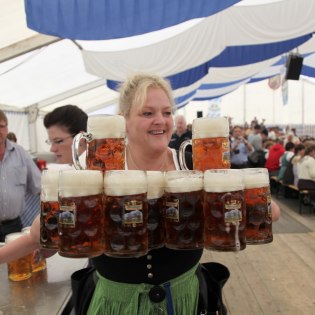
[1,0,315,152]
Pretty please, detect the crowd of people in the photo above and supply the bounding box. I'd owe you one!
[226,118,315,205]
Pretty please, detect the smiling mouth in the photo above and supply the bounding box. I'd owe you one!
[149,130,165,135]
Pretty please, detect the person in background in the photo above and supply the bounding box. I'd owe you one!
[282,143,305,186]
[44,105,88,165]
[5,130,41,228]
[247,123,263,151]
[6,132,17,143]
[297,144,315,202]
[169,114,192,151]
[230,125,253,169]
[0,110,41,242]
[0,104,87,260]
[277,141,295,181]
[265,137,285,177]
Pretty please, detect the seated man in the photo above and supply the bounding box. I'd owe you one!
[230,125,253,169]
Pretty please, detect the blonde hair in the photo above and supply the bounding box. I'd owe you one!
[118,73,175,117]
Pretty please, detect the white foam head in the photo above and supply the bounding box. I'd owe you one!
[204,169,244,192]
[242,168,269,189]
[165,171,203,193]
[147,171,165,199]
[88,115,126,139]
[192,117,229,139]
[104,170,147,196]
[59,170,103,198]
[41,169,59,201]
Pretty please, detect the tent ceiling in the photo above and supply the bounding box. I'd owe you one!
[1,0,315,115]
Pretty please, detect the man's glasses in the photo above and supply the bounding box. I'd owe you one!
[45,135,75,145]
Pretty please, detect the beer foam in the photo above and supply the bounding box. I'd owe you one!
[88,115,126,139]
[243,172,269,189]
[41,188,59,202]
[41,169,59,188]
[192,117,229,139]
[147,171,165,199]
[165,171,203,193]
[204,170,244,192]
[104,170,147,196]
[59,170,103,197]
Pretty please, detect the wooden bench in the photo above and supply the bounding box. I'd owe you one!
[270,176,311,214]
[283,184,310,214]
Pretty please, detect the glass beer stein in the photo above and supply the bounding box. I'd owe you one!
[22,227,47,273]
[147,171,165,250]
[72,114,126,172]
[164,170,204,250]
[5,232,32,281]
[204,169,246,251]
[58,170,105,258]
[40,169,60,249]
[103,170,148,258]
[242,168,273,244]
[179,117,230,171]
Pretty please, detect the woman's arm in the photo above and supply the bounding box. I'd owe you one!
[271,199,281,222]
[0,216,41,263]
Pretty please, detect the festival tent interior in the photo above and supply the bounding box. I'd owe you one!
[1,0,315,156]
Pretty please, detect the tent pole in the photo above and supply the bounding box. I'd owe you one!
[301,79,305,126]
[27,105,39,154]
[243,84,246,124]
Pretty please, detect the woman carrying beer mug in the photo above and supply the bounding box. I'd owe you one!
[0,75,281,315]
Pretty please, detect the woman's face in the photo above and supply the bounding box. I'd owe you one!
[126,87,174,154]
[46,125,74,164]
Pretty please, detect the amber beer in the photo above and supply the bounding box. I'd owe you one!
[164,171,204,250]
[22,227,47,272]
[179,117,230,171]
[40,169,60,249]
[58,170,105,258]
[204,169,246,251]
[103,170,148,257]
[147,171,165,249]
[5,233,32,281]
[242,168,273,244]
[72,115,126,171]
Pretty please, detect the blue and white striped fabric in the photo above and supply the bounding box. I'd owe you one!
[25,0,240,40]
[20,193,40,228]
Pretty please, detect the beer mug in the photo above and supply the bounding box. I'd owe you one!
[179,117,230,171]
[242,168,273,244]
[204,169,246,251]
[164,170,204,250]
[147,171,165,250]
[58,170,105,258]
[5,232,32,281]
[22,227,47,272]
[103,170,148,257]
[40,169,60,249]
[72,114,126,172]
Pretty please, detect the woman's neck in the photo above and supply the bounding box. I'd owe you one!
[127,144,174,171]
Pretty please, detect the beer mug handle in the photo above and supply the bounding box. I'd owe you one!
[179,140,192,170]
[72,132,92,170]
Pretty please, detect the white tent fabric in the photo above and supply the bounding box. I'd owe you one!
[82,0,315,80]
[2,0,315,153]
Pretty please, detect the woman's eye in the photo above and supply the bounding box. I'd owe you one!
[142,112,152,117]
[164,111,172,117]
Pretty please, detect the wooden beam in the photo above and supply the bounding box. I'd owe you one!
[0,34,61,63]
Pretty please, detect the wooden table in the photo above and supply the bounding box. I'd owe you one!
[0,253,87,315]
